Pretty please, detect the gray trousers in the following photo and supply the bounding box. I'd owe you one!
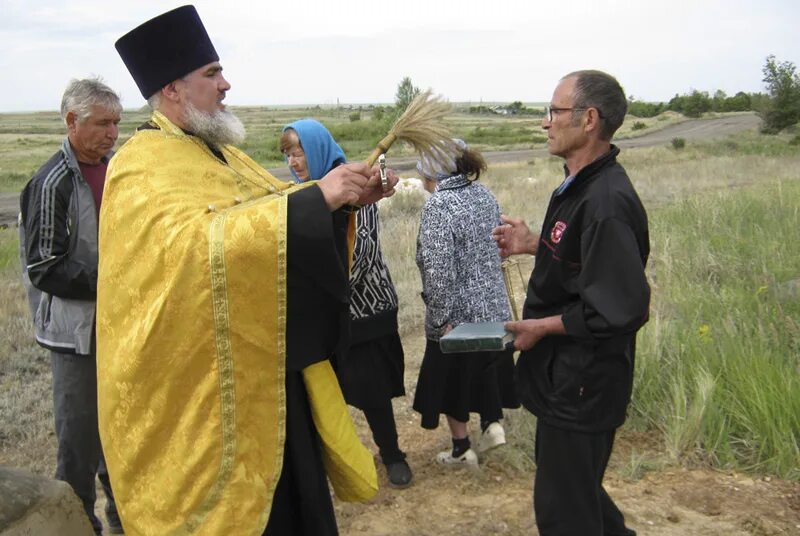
[51,351,119,534]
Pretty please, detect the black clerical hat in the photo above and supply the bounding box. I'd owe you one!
[115,5,219,99]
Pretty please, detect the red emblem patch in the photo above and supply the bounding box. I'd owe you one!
[550,221,567,244]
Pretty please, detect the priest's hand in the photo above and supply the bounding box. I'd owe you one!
[317,163,372,211]
[492,215,539,257]
[356,166,398,206]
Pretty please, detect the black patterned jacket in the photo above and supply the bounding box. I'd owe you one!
[349,203,400,345]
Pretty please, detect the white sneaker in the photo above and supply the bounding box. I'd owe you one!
[435,447,478,466]
[477,422,506,453]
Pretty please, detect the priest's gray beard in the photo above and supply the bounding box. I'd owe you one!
[183,103,246,147]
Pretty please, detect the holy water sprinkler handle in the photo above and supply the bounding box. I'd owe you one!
[379,153,388,191]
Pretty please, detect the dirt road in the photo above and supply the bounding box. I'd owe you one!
[0,114,761,229]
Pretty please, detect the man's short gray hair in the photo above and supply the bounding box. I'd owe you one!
[564,70,627,141]
[60,77,122,123]
[147,91,161,111]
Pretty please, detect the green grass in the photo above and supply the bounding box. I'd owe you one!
[458,124,547,147]
[0,227,53,474]
[2,111,799,482]
[0,107,697,192]
[446,134,799,481]
[632,180,800,478]
[0,227,18,271]
[615,110,688,139]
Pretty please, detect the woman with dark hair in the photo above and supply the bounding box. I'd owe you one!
[413,139,519,465]
[280,119,413,488]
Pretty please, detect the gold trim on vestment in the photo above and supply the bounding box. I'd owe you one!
[257,195,288,530]
[178,213,238,533]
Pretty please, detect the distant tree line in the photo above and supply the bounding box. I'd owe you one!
[618,55,799,133]
[464,55,799,134]
[390,57,798,133]
[468,101,541,115]
[626,89,767,119]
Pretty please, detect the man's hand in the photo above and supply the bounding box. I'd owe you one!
[357,166,399,206]
[492,214,539,257]
[317,163,372,211]
[505,315,565,351]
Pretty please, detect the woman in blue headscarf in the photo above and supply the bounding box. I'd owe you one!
[280,119,413,488]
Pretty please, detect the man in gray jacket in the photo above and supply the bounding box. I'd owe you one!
[19,78,124,535]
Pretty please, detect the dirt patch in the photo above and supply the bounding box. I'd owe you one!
[333,413,800,535]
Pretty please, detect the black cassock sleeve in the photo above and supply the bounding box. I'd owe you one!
[285,185,351,371]
[266,185,352,535]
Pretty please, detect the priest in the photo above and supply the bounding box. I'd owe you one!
[98,5,395,535]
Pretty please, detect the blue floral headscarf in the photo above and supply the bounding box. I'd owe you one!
[282,118,346,183]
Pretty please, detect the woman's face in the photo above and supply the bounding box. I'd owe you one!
[423,177,437,193]
[284,145,309,181]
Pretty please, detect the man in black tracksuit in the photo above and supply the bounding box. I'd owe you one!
[493,70,649,535]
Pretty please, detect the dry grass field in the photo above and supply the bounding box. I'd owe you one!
[1,111,799,534]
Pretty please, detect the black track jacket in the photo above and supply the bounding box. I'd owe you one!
[516,145,650,432]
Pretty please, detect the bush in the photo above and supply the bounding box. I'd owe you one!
[760,55,800,134]
[671,137,686,150]
[628,100,664,118]
[349,111,361,122]
[669,90,712,118]
[632,121,647,131]
[789,134,800,146]
[469,105,494,114]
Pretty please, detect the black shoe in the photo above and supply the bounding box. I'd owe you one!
[386,460,413,489]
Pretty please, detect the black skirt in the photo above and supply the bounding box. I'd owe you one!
[413,338,520,430]
[333,330,406,410]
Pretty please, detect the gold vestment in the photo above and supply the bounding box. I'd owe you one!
[97,111,376,536]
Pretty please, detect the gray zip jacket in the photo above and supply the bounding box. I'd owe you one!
[19,138,107,355]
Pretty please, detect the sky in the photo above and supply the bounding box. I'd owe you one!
[0,0,798,112]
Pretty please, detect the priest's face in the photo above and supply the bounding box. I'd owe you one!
[175,61,245,146]
[178,61,231,114]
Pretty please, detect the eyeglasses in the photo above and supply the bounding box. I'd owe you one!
[544,106,604,122]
